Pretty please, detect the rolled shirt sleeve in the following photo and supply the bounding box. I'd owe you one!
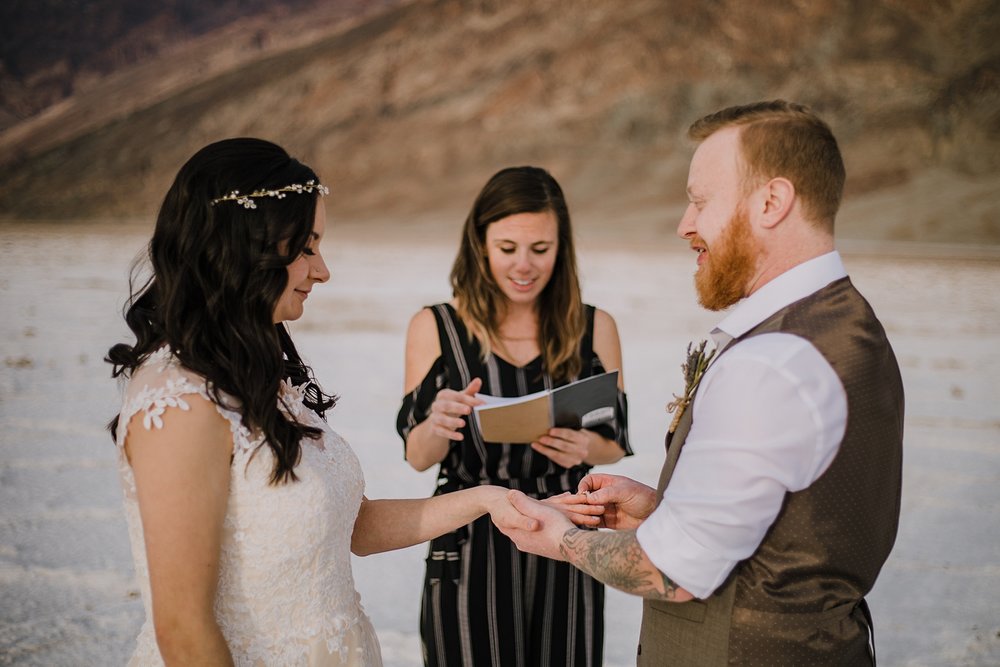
[636,333,847,599]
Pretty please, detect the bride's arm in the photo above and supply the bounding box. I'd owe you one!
[351,487,538,556]
[126,395,235,666]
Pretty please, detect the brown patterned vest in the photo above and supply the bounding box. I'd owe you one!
[637,277,904,666]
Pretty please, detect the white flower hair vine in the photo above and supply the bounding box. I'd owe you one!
[211,180,330,209]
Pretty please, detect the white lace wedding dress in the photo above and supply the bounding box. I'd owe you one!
[115,346,383,666]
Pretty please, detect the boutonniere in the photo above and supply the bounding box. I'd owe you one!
[666,340,717,433]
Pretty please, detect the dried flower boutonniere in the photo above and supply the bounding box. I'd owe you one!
[666,340,717,433]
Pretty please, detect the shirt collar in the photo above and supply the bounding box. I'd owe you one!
[711,251,847,343]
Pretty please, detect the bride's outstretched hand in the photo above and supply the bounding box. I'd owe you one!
[486,488,539,533]
[498,491,573,561]
[541,492,604,527]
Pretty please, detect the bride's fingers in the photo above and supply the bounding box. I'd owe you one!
[542,495,604,513]
[557,502,605,516]
[569,514,602,527]
[541,497,604,528]
[541,492,587,506]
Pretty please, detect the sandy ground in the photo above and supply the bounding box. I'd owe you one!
[1,219,998,666]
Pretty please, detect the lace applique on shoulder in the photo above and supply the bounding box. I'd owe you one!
[116,346,246,449]
[131,378,195,430]
[228,416,263,457]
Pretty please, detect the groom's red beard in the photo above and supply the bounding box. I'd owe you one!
[693,205,760,311]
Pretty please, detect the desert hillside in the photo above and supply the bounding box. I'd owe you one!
[1,0,998,244]
[0,0,401,129]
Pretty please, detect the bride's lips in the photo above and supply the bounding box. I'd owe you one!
[509,277,536,292]
[295,289,310,300]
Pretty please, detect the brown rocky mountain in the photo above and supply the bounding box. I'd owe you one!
[1,0,998,244]
[0,0,401,129]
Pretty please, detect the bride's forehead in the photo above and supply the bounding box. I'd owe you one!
[311,198,327,237]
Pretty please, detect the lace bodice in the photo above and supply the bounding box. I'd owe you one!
[115,346,382,666]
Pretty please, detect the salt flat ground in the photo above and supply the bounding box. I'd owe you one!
[0,220,998,666]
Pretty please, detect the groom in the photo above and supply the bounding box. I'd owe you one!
[500,100,904,665]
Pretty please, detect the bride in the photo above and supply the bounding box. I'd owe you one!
[107,138,561,665]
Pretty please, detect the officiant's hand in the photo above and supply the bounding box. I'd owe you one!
[577,474,657,531]
[428,378,484,441]
[531,427,597,468]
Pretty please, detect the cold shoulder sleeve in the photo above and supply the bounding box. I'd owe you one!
[396,354,448,449]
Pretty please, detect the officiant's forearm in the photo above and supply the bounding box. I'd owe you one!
[403,420,451,472]
[351,487,503,556]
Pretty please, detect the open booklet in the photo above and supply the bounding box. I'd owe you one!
[472,370,619,443]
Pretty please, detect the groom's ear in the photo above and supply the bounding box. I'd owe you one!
[755,177,796,230]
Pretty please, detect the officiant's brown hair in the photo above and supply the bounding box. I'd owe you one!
[450,166,585,383]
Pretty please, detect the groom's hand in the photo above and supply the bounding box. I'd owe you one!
[578,474,657,531]
[499,490,574,561]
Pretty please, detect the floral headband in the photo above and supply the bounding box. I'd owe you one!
[210,180,330,210]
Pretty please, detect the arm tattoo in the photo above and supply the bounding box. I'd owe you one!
[560,528,681,601]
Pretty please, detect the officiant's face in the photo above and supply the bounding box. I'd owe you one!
[485,210,559,307]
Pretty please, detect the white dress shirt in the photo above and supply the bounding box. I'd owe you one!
[636,251,850,599]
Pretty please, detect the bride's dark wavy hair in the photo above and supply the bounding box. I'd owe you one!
[106,137,336,484]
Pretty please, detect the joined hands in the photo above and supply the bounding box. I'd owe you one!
[491,473,657,559]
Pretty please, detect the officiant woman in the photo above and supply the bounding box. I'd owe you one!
[397,165,632,666]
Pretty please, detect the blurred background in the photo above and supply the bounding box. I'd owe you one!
[1,0,999,242]
[1,1,999,666]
